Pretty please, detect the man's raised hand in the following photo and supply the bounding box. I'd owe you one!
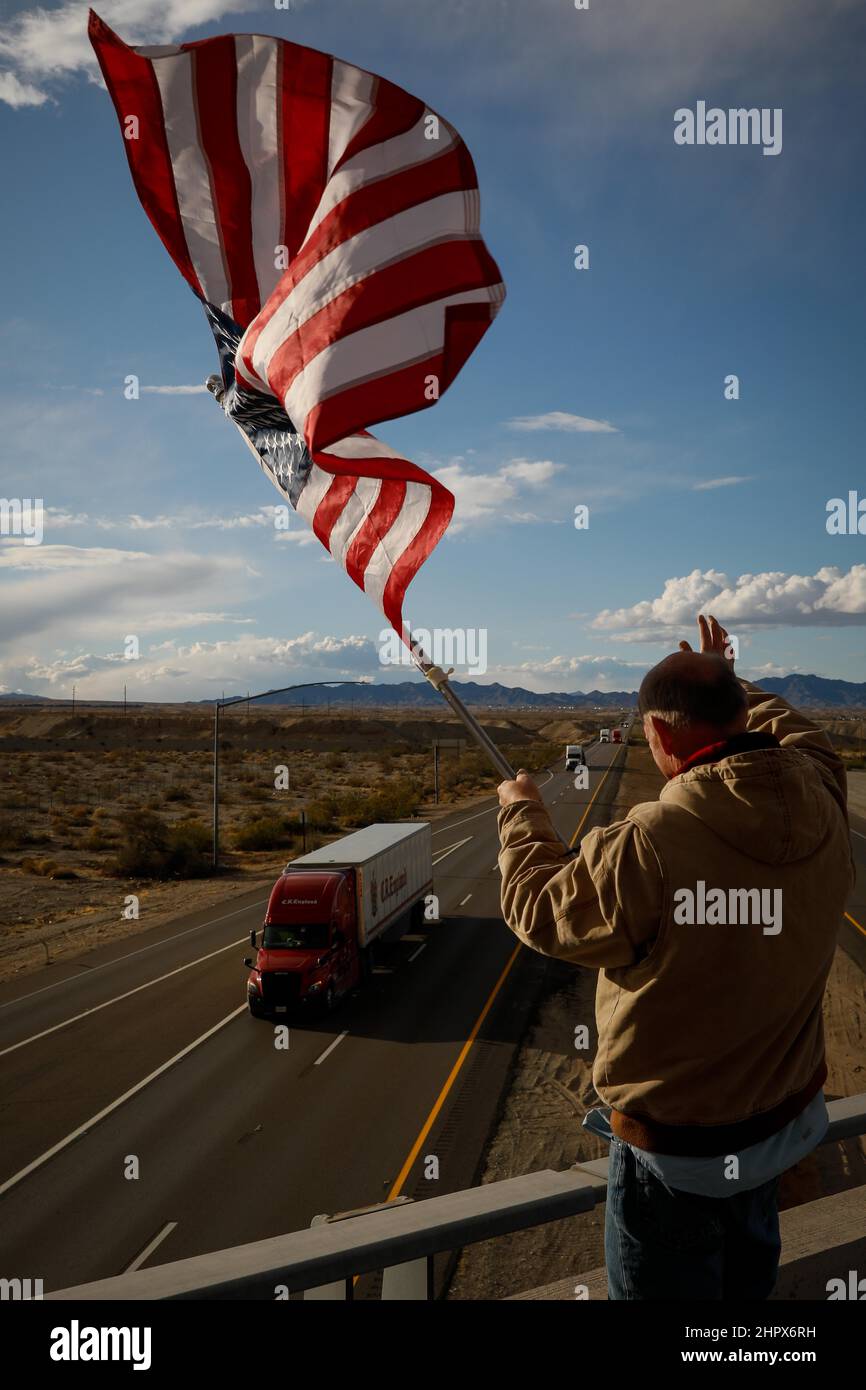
[497,770,543,808]
[679,614,735,669]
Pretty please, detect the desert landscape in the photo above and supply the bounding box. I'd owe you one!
[0,698,613,977]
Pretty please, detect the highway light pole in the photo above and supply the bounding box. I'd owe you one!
[212,680,369,870]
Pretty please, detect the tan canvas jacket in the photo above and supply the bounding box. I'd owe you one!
[497,682,855,1154]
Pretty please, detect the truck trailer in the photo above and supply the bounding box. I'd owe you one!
[244,822,433,1017]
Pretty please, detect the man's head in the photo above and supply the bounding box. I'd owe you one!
[638,650,748,779]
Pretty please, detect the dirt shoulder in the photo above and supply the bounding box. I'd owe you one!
[447,741,866,1300]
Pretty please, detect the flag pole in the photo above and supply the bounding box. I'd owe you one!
[407,633,516,782]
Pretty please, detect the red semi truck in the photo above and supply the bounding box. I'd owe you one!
[244,822,433,1017]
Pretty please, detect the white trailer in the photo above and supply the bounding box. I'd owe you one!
[286,822,433,948]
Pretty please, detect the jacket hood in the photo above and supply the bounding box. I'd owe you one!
[660,748,835,865]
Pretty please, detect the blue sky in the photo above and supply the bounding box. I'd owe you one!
[1,0,865,699]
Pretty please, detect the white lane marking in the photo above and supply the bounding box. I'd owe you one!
[459,894,473,906]
[851,828,865,840]
[491,863,500,873]
[314,1030,348,1066]
[0,936,250,1059]
[430,770,555,838]
[0,1004,247,1198]
[432,836,473,865]
[124,1221,178,1274]
[402,933,426,942]
[408,943,427,962]
[0,897,270,1012]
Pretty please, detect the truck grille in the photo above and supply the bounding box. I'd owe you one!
[260,972,302,1007]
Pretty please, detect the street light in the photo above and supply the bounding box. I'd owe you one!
[212,680,370,868]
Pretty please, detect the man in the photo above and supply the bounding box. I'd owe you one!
[497,615,854,1300]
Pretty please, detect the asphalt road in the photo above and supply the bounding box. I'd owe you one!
[3,730,864,1297]
[0,736,629,1294]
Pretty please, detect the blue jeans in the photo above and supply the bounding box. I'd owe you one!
[605,1137,782,1300]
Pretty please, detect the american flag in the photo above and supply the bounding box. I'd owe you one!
[89,11,505,635]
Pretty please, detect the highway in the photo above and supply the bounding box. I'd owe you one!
[0,736,628,1294]
[2,728,864,1297]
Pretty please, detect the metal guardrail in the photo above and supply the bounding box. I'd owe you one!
[46,1092,866,1301]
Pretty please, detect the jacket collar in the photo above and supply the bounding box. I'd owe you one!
[675,729,781,778]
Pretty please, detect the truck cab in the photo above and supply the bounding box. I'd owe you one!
[565,744,585,771]
[245,869,360,1016]
[599,728,611,743]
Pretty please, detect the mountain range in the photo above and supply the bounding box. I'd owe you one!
[3,673,866,708]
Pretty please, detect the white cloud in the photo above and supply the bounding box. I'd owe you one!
[593,565,866,640]
[42,505,312,536]
[692,476,753,491]
[488,653,646,694]
[506,411,618,434]
[0,545,251,645]
[1,630,380,701]
[0,2,261,105]
[139,384,209,395]
[0,70,50,107]
[0,542,153,570]
[432,456,566,529]
[500,459,564,485]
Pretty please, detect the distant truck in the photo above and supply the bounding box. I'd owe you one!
[565,743,585,771]
[599,728,611,743]
[245,823,433,1017]
[612,728,622,744]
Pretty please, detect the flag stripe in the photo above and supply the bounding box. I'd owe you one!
[279,43,333,261]
[151,50,231,312]
[90,13,504,638]
[262,237,503,414]
[242,170,483,385]
[89,14,200,296]
[235,34,282,310]
[291,289,498,452]
[192,36,260,325]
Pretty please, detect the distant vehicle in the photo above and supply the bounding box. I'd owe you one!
[565,743,585,771]
[245,823,433,1017]
[612,728,622,744]
[600,728,611,743]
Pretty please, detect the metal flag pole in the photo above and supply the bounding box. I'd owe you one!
[408,631,577,858]
[407,631,516,783]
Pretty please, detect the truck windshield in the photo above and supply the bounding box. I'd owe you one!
[263,924,330,949]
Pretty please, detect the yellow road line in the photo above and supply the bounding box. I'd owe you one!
[385,943,522,1201]
[386,741,629,1201]
[844,911,866,940]
[569,741,628,847]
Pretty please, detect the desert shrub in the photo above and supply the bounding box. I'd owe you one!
[324,752,346,771]
[113,811,212,879]
[21,857,58,876]
[164,784,193,803]
[50,867,79,880]
[231,816,295,851]
[0,813,36,850]
[81,827,118,851]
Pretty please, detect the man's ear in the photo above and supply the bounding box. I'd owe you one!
[648,715,676,754]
